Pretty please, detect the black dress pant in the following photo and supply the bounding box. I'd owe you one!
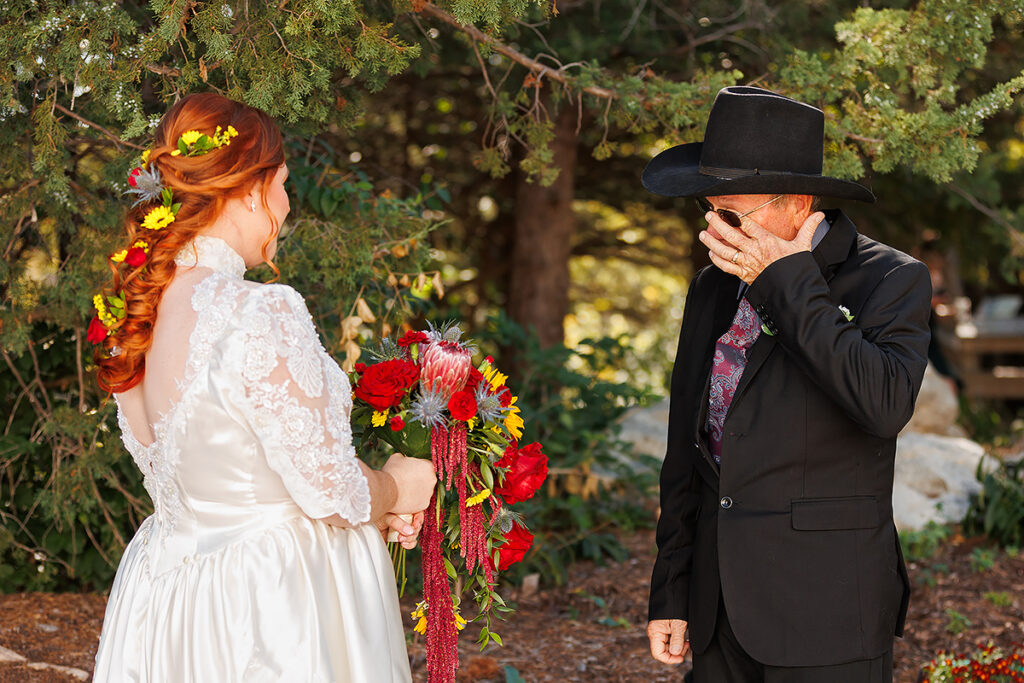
[689,597,893,683]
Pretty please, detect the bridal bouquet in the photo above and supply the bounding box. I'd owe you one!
[349,323,548,683]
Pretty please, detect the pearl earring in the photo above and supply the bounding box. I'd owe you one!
[249,199,256,212]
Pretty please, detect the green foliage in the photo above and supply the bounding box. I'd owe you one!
[899,520,953,563]
[944,608,972,635]
[969,546,997,573]
[470,313,659,583]
[964,456,1024,549]
[983,590,1013,607]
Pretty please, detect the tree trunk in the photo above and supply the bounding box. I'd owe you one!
[507,106,578,349]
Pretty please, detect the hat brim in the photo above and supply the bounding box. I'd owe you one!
[641,143,876,203]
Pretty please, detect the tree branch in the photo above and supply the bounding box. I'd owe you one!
[146,63,182,77]
[946,182,1024,252]
[53,103,145,151]
[419,3,616,100]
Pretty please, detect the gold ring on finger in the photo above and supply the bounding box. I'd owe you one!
[731,251,741,263]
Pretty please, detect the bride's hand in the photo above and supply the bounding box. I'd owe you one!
[382,453,436,514]
[377,511,425,549]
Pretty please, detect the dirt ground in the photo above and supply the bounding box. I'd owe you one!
[1,528,1021,682]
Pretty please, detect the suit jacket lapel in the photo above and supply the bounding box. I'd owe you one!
[728,211,857,413]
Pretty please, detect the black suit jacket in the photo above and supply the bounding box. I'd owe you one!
[648,211,931,667]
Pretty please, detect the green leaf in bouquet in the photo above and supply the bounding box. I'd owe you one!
[480,461,494,489]
[442,556,457,580]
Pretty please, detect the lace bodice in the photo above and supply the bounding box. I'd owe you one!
[115,236,371,545]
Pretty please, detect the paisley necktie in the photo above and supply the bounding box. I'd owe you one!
[706,297,761,462]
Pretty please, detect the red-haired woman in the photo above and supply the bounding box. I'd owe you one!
[90,93,435,682]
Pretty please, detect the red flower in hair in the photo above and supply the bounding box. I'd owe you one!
[397,330,429,347]
[127,167,142,188]
[124,246,147,268]
[86,317,108,344]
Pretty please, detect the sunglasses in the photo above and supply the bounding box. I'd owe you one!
[697,195,785,228]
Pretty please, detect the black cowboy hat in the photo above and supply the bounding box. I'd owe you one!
[641,86,875,203]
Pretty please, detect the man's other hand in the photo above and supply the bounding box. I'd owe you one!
[647,618,690,664]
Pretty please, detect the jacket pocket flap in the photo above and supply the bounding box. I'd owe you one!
[791,496,879,531]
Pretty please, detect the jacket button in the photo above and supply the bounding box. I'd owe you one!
[720,496,733,509]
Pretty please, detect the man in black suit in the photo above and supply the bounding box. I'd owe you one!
[643,87,931,682]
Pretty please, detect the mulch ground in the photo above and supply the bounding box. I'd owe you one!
[1,528,1021,682]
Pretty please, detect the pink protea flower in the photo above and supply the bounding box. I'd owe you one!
[420,340,472,399]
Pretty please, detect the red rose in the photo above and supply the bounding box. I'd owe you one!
[497,387,512,407]
[353,358,419,411]
[86,316,108,344]
[464,367,485,392]
[128,167,142,188]
[497,523,534,570]
[354,362,367,374]
[447,389,477,421]
[124,246,147,268]
[389,415,405,431]
[495,442,548,505]
[397,330,429,347]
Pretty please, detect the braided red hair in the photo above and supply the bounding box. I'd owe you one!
[95,93,284,393]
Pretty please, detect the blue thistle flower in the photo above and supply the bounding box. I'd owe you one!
[408,388,447,429]
[474,384,503,422]
[124,165,165,207]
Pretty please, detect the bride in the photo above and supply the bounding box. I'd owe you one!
[90,92,436,682]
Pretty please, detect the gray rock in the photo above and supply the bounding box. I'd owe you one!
[902,363,965,437]
[0,646,27,663]
[616,398,669,461]
[893,433,992,530]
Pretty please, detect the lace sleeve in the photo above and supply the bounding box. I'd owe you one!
[234,284,371,525]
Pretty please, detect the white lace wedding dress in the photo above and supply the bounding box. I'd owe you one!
[92,236,411,682]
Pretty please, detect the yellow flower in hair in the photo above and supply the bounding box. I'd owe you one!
[140,149,150,165]
[142,205,176,231]
[110,249,129,263]
[133,239,150,252]
[227,125,238,137]
[180,130,203,146]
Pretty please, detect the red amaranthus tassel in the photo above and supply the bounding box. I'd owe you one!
[422,491,458,683]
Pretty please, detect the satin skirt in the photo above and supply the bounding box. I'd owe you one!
[93,515,411,682]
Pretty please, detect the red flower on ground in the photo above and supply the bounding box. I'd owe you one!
[127,167,142,188]
[124,247,147,268]
[495,442,548,505]
[497,523,534,570]
[353,358,419,411]
[397,330,429,347]
[389,415,406,431]
[447,390,477,421]
[86,317,108,344]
